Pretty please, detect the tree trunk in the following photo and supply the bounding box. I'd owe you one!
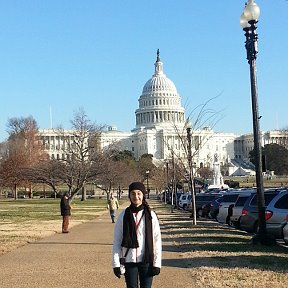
[14,184,17,200]
[81,185,86,201]
[189,170,197,225]
[29,183,33,198]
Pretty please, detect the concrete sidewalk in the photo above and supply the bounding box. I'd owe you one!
[0,199,192,288]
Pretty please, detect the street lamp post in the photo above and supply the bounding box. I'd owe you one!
[146,170,150,199]
[187,127,196,224]
[240,0,275,245]
[165,161,169,204]
[171,152,175,212]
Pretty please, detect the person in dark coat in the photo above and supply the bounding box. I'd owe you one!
[60,193,71,233]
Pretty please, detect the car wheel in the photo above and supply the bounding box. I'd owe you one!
[226,215,230,225]
[198,209,203,217]
[228,218,234,227]
[234,218,241,229]
[253,221,259,233]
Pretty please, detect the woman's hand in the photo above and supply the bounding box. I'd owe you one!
[113,267,121,279]
[152,267,160,276]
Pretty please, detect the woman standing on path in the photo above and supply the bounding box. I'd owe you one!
[112,182,162,288]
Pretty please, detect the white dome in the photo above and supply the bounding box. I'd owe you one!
[134,50,186,130]
[142,74,177,94]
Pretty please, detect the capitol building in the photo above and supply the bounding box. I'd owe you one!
[39,51,288,176]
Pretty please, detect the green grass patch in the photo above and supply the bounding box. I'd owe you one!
[0,198,115,222]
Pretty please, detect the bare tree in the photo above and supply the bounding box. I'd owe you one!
[96,149,141,199]
[198,166,213,183]
[0,116,47,198]
[96,156,138,199]
[137,154,155,180]
[54,108,106,200]
[23,159,66,198]
[150,163,167,197]
[23,109,106,201]
[166,96,223,224]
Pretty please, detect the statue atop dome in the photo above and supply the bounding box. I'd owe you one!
[154,49,163,76]
[156,49,160,62]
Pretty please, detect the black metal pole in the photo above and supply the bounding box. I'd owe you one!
[186,127,192,192]
[146,171,149,199]
[187,127,196,224]
[165,162,168,204]
[244,21,274,245]
[171,153,174,213]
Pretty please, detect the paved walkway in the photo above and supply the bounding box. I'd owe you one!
[0,199,192,288]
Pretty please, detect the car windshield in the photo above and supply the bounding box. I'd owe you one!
[222,194,239,202]
[196,195,218,201]
[235,196,250,206]
[274,193,288,209]
[250,192,278,206]
[215,197,223,203]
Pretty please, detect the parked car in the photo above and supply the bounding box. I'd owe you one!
[200,194,224,218]
[239,188,284,233]
[265,189,288,239]
[217,190,242,224]
[229,189,255,228]
[190,193,223,217]
[175,191,185,206]
[208,195,224,219]
[178,193,192,210]
[165,191,184,205]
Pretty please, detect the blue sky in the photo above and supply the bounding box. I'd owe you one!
[0,0,287,141]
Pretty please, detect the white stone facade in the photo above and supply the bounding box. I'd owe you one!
[38,128,77,160]
[99,51,237,169]
[263,130,288,150]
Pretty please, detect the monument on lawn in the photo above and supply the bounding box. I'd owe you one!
[208,154,229,190]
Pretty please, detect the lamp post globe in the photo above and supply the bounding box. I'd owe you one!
[243,0,260,22]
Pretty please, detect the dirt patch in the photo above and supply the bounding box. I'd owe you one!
[0,219,85,255]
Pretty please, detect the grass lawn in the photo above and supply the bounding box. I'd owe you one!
[151,200,288,288]
[0,198,109,221]
[0,197,124,255]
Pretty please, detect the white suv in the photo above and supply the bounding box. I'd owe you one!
[178,193,192,210]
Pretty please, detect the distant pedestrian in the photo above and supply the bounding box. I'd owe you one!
[60,192,71,233]
[107,194,119,223]
[112,182,162,288]
[147,188,150,199]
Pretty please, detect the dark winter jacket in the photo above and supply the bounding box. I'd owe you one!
[60,195,71,216]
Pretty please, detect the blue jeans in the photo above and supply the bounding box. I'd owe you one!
[110,209,116,222]
[124,262,153,288]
